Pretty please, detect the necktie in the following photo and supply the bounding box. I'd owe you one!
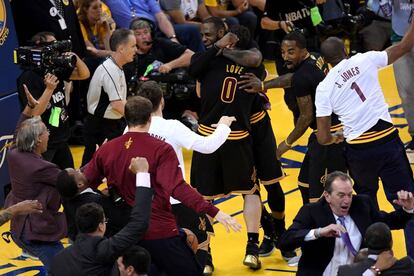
[337,216,357,256]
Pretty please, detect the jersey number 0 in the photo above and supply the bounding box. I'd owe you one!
[221,77,237,103]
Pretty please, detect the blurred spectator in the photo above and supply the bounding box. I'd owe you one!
[11,0,86,58]
[78,0,114,58]
[50,157,153,276]
[160,0,211,27]
[205,0,257,38]
[261,0,319,52]
[0,200,42,227]
[102,0,205,52]
[17,32,89,169]
[248,0,266,12]
[81,29,136,166]
[338,222,414,275]
[358,0,392,51]
[117,246,151,276]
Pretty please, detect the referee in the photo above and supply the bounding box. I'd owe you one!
[82,29,137,166]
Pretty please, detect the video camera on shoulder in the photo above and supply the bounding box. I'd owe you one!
[128,60,196,101]
[14,40,76,76]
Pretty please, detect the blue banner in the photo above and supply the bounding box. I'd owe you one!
[0,0,21,205]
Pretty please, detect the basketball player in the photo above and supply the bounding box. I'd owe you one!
[84,96,241,275]
[315,18,414,257]
[189,25,264,270]
[136,80,235,269]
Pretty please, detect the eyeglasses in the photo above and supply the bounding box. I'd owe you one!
[103,217,109,224]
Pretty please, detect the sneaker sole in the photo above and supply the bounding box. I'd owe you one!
[258,246,275,257]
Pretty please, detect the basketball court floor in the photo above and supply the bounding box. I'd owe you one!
[0,62,412,275]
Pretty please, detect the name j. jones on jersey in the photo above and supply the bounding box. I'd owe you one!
[335,67,360,88]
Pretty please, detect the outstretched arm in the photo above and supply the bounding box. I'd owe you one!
[386,18,414,64]
[239,72,293,93]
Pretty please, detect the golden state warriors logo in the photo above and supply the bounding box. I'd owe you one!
[0,0,9,45]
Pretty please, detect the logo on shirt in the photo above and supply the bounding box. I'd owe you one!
[125,137,133,149]
[0,0,10,46]
[285,8,310,22]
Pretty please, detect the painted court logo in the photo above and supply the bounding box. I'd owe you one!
[0,0,9,46]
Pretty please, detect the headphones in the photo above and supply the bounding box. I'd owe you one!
[129,17,158,37]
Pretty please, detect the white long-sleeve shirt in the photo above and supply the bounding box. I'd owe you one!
[149,116,231,204]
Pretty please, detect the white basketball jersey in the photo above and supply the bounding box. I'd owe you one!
[316,51,392,141]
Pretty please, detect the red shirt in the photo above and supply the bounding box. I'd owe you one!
[84,132,219,240]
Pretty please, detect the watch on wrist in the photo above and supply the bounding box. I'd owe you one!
[169,34,177,39]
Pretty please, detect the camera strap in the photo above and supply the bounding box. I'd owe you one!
[49,0,67,30]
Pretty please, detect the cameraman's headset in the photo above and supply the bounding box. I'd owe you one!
[129,17,158,38]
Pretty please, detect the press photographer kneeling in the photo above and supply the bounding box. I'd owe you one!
[124,18,199,130]
[15,32,89,169]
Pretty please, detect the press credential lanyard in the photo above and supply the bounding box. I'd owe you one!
[49,0,67,30]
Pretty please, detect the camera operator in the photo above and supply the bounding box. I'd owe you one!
[17,32,90,169]
[261,0,320,52]
[124,18,198,121]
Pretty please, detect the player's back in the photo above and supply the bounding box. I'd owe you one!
[316,51,392,140]
[198,55,264,135]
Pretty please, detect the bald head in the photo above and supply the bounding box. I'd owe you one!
[320,37,347,65]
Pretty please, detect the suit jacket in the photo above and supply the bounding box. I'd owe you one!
[5,114,67,241]
[338,256,414,276]
[278,195,412,276]
[50,187,153,276]
[63,189,118,241]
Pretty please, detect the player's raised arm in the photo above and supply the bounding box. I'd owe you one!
[385,18,414,64]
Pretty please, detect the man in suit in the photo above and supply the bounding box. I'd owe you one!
[338,222,414,276]
[278,171,414,276]
[50,157,153,276]
[56,168,123,241]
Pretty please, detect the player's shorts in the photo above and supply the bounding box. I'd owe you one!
[250,111,285,185]
[190,135,258,199]
[298,133,347,203]
[172,203,214,249]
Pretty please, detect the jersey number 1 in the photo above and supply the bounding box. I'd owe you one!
[351,82,366,102]
[221,77,237,103]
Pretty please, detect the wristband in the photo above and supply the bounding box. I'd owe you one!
[370,265,381,275]
[315,228,321,238]
[136,172,151,188]
[285,139,293,148]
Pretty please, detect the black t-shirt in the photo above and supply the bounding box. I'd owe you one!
[264,0,315,34]
[11,0,86,58]
[17,70,72,145]
[197,55,265,132]
[288,54,339,130]
[124,37,187,82]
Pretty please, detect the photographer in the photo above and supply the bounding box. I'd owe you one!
[17,32,90,169]
[124,18,198,121]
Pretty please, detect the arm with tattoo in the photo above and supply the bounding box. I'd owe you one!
[277,95,313,159]
[0,200,42,227]
[0,210,13,227]
[222,48,262,67]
